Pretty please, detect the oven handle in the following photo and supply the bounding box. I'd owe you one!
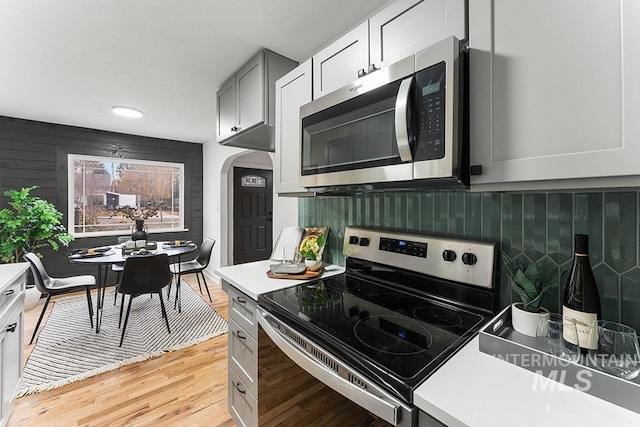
[257,307,406,426]
[394,76,414,162]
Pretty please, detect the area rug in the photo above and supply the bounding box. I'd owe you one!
[19,282,228,397]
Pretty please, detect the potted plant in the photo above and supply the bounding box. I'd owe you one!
[0,186,75,310]
[110,201,163,241]
[502,252,559,337]
[299,230,327,272]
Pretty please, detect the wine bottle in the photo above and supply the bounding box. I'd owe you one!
[562,234,601,354]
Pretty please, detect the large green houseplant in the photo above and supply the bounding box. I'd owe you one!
[0,186,74,263]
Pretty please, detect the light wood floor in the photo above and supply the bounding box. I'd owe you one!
[9,274,235,427]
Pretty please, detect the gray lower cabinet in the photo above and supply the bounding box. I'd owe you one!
[0,263,27,427]
[227,286,258,427]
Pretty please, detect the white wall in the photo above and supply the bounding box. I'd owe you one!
[202,140,299,283]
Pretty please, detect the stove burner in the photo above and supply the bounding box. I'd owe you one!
[284,282,342,310]
[413,305,463,328]
[354,315,432,355]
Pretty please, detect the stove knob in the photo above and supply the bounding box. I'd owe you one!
[359,237,370,246]
[348,306,359,317]
[442,249,457,262]
[359,310,370,320]
[348,236,359,245]
[462,252,478,266]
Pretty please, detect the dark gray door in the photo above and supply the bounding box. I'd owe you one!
[233,167,273,265]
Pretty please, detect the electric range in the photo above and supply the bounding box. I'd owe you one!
[257,226,497,426]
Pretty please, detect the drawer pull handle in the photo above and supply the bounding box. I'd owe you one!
[6,323,17,333]
[236,296,246,304]
[3,290,14,296]
[235,382,246,394]
[235,330,246,340]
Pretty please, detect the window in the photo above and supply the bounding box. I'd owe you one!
[241,175,266,188]
[68,154,185,237]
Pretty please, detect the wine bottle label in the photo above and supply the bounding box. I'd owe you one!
[562,306,598,350]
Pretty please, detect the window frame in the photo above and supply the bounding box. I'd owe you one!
[67,154,186,238]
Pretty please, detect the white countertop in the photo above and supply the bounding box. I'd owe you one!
[0,262,29,291]
[414,336,640,426]
[214,260,345,300]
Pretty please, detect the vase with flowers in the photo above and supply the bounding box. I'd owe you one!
[299,229,327,272]
[110,201,164,241]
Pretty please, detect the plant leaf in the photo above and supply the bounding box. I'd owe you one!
[513,269,538,299]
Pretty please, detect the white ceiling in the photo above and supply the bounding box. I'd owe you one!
[0,0,388,143]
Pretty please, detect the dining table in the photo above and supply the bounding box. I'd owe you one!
[68,240,198,333]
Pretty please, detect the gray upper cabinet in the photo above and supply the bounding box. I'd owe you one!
[312,0,466,99]
[216,76,236,142]
[217,49,297,151]
[275,59,313,195]
[469,0,640,191]
[312,21,369,99]
[369,0,465,68]
[236,54,264,136]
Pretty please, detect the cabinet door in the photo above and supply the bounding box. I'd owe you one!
[236,52,265,133]
[217,75,237,142]
[0,305,21,427]
[369,0,466,69]
[313,21,369,99]
[469,0,640,190]
[229,319,258,398]
[275,60,312,195]
[228,287,258,339]
[228,368,258,427]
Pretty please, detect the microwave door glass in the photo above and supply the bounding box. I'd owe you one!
[301,79,406,177]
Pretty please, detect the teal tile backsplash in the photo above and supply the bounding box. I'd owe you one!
[299,190,640,333]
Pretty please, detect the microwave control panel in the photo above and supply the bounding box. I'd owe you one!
[415,60,446,161]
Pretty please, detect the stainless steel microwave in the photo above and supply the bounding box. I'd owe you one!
[299,36,467,191]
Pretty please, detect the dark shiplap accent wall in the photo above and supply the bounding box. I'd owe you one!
[0,116,203,278]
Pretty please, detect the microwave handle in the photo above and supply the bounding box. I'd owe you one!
[394,76,413,162]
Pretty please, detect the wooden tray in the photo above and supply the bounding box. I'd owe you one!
[266,268,323,280]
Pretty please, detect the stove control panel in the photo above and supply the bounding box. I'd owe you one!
[379,237,427,258]
[343,226,496,289]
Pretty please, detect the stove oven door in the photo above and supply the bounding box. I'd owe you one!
[257,307,416,427]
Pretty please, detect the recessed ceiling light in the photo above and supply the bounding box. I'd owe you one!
[112,106,143,118]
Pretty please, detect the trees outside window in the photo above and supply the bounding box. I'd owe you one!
[69,154,184,237]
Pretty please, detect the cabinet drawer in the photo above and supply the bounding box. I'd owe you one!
[229,319,258,398]
[229,368,258,427]
[228,287,257,340]
[0,275,24,316]
[0,293,23,427]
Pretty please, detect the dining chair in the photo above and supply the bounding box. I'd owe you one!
[117,253,172,347]
[23,252,96,344]
[112,235,130,305]
[169,238,216,304]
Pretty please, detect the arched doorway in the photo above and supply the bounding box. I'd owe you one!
[219,150,273,266]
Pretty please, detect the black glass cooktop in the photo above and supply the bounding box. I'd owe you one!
[258,271,491,402]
